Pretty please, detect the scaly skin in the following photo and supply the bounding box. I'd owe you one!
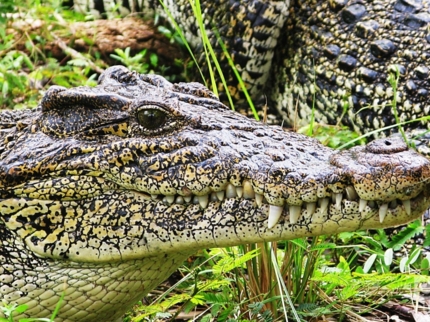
[273,0,430,135]
[77,0,430,135]
[1,66,430,321]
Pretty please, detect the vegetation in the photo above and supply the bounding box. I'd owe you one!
[1,0,430,321]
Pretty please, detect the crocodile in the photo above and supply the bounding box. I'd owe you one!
[72,0,430,136]
[1,65,430,321]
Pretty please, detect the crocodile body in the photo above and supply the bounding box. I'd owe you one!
[73,0,430,136]
[1,66,430,321]
[274,0,430,135]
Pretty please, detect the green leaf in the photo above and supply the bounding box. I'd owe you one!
[387,220,424,250]
[201,314,214,322]
[399,256,408,273]
[406,248,421,265]
[203,292,230,305]
[363,254,377,273]
[424,225,430,247]
[150,53,158,67]
[2,81,9,97]
[421,258,429,276]
[249,302,264,315]
[14,304,28,314]
[158,25,173,38]
[218,306,236,322]
[336,256,351,272]
[309,242,337,251]
[289,237,307,249]
[67,59,89,67]
[212,248,259,275]
[375,229,390,248]
[360,235,384,253]
[6,73,26,91]
[339,283,360,300]
[384,248,393,266]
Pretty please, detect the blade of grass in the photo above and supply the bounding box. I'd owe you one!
[211,27,258,119]
[270,243,300,322]
[387,65,408,146]
[336,115,430,150]
[158,0,206,86]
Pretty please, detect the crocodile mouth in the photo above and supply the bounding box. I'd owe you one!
[142,180,429,229]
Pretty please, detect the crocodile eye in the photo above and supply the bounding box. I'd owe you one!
[137,109,167,130]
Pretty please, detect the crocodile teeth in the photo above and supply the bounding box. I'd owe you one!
[184,196,192,203]
[319,198,329,215]
[216,191,225,201]
[402,200,411,215]
[226,184,237,198]
[289,205,301,224]
[151,194,158,200]
[255,193,264,207]
[268,205,283,229]
[210,192,218,202]
[243,180,255,199]
[345,186,358,201]
[175,196,184,204]
[379,203,388,223]
[306,202,316,215]
[359,199,367,212]
[236,187,243,198]
[198,195,209,209]
[165,195,175,204]
[335,193,342,209]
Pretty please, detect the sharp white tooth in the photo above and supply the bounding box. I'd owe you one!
[255,193,264,207]
[359,199,367,212]
[402,200,411,215]
[236,187,243,198]
[165,195,175,204]
[175,196,184,204]
[345,186,358,201]
[379,203,388,223]
[319,198,329,215]
[210,192,218,202]
[289,205,301,224]
[306,202,316,215]
[198,195,209,208]
[243,180,255,199]
[226,184,237,198]
[335,193,342,209]
[151,194,158,200]
[216,191,225,201]
[184,196,192,203]
[268,205,283,229]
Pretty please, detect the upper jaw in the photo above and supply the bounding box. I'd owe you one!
[109,133,430,230]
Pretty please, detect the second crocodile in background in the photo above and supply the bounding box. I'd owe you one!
[1,66,430,321]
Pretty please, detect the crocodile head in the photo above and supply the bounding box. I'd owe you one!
[1,65,430,321]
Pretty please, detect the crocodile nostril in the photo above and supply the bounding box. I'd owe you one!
[365,137,407,154]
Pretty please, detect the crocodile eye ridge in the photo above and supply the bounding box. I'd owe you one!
[136,107,167,130]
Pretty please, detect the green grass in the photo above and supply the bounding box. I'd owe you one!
[2,0,430,321]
